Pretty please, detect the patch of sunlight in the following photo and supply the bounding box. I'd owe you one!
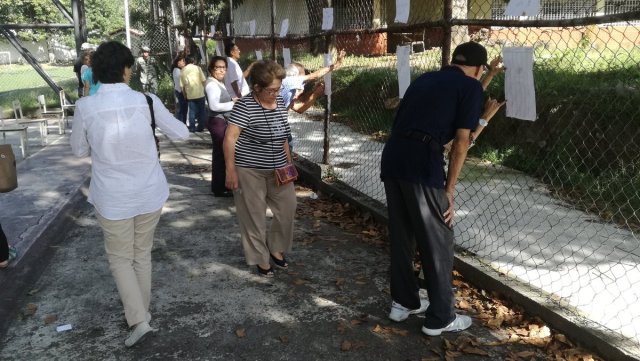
[312,296,340,308]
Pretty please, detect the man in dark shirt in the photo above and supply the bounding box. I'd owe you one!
[380,41,504,336]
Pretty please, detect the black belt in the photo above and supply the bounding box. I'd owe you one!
[394,130,442,151]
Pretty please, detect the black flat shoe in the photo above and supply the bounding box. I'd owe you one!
[270,254,288,269]
[213,191,233,197]
[257,265,275,277]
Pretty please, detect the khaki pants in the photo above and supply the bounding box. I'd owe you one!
[234,167,297,265]
[96,209,162,327]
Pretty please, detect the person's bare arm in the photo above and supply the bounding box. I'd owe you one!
[302,49,346,82]
[481,56,504,91]
[469,97,506,143]
[224,124,242,190]
[242,62,255,79]
[231,81,242,98]
[444,128,471,226]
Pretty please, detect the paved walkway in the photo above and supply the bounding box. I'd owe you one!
[289,110,640,356]
[0,122,545,360]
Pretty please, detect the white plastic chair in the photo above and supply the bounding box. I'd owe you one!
[12,100,48,146]
[37,94,65,134]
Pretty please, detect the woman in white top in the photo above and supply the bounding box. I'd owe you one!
[70,41,189,348]
[205,56,238,197]
[171,54,187,124]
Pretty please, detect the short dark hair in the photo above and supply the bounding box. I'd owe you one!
[171,52,186,70]
[224,41,237,57]
[185,55,196,65]
[208,56,228,75]
[249,60,285,89]
[92,41,135,84]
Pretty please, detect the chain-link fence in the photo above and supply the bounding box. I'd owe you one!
[127,0,640,353]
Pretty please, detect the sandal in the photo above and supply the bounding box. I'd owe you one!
[270,254,288,269]
[257,265,275,277]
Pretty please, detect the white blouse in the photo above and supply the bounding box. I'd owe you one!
[71,83,189,220]
[172,67,182,93]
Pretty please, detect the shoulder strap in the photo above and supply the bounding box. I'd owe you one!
[144,94,156,131]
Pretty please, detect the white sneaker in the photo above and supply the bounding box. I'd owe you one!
[388,299,430,322]
[421,314,472,336]
[125,321,154,347]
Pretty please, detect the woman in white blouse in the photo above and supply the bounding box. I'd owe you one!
[171,53,187,124]
[70,41,189,347]
[205,56,238,197]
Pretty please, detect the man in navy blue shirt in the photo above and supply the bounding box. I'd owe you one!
[381,42,505,336]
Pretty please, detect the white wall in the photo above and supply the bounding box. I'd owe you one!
[0,39,77,65]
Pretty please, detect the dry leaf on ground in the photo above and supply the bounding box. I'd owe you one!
[235,328,246,338]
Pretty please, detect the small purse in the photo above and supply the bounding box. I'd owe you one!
[0,144,18,193]
[275,163,298,186]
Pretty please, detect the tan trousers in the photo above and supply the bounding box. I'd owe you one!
[234,167,297,265]
[96,209,162,327]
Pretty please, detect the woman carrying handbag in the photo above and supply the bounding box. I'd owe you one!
[223,60,297,277]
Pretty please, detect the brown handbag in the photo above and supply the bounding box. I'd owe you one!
[0,144,17,193]
[275,163,298,186]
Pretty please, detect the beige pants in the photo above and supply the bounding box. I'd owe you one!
[96,209,162,327]
[234,167,297,265]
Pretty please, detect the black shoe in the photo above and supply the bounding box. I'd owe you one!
[257,265,275,277]
[188,128,196,133]
[270,254,288,269]
[213,191,233,197]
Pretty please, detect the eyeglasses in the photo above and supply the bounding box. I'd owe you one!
[262,86,283,95]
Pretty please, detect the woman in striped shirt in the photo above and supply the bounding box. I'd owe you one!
[223,60,296,277]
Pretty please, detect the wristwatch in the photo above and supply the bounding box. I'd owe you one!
[479,118,489,127]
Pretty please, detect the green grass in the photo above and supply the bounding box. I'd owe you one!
[0,63,177,116]
[0,64,78,117]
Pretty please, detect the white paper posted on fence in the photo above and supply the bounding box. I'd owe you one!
[503,47,537,121]
[249,20,256,36]
[324,53,332,96]
[396,45,411,99]
[280,19,289,38]
[505,0,540,17]
[255,50,262,61]
[322,8,334,30]
[283,48,291,68]
[226,23,231,36]
[395,0,410,23]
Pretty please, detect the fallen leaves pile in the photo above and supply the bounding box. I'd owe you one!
[295,186,603,360]
[296,187,387,248]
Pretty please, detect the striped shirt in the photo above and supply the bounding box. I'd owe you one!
[229,94,291,169]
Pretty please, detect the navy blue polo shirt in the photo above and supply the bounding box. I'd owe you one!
[380,66,483,188]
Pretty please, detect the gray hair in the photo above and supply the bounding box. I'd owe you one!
[285,64,299,77]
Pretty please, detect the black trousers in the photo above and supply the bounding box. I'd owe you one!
[0,223,8,262]
[384,179,456,329]
[206,115,228,194]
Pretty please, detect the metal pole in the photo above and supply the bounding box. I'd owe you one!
[442,0,452,67]
[200,0,207,63]
[71,0,87,53]
[322,0,333,164]
[124,0,132,48]
[229,0,234,38]
[270,0,276,61]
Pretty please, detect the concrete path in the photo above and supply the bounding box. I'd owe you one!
[0,125,544,360]
[289,110,640,355]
